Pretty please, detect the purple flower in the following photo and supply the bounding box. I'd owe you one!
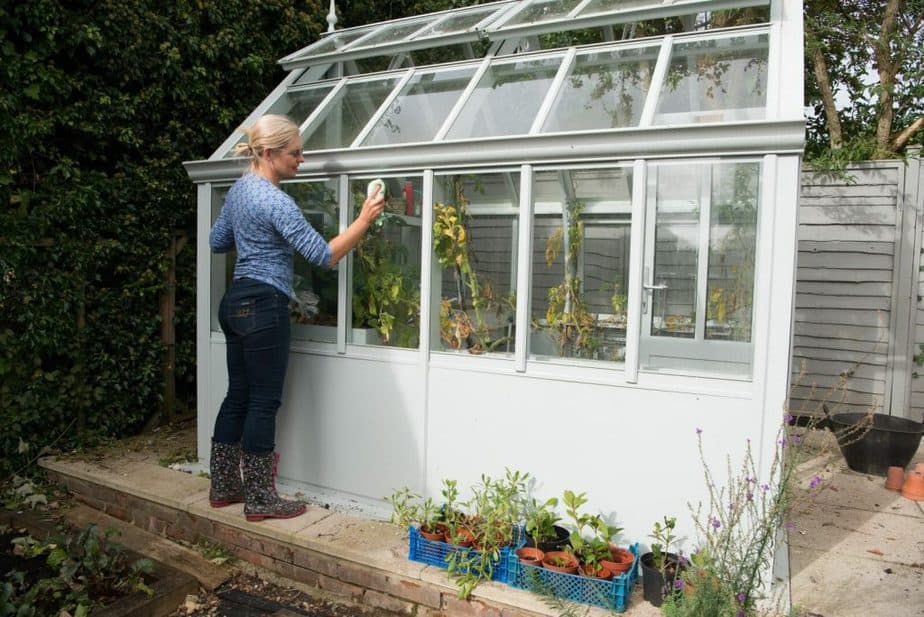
[737,612,746,617]
[790,434,802,444]
[696,427,702,434]
[674,578,685,590]
[809,475,822,490]
[737,591,746,603]
[761,483,770,493]
[746,491,753,502]
[710,516,721,529]
[785,413,794,424]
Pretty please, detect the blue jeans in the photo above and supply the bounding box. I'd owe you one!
[212,278,291,455]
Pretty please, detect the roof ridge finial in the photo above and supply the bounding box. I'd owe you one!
[327,0,338,32]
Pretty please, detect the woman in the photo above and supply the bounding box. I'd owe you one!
[208,114,384,522]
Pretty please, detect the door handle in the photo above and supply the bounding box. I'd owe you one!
[643,282,668,291]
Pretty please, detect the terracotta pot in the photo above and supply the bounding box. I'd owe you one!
[418,526,445,543]
[542,551,579,574]
[601,546,634,576]
[515,546,545,566]
[447,527,475,547]
[579,562,613,580]
[885,466,905,491]
[915,462,924,474]
[901,470,924,501]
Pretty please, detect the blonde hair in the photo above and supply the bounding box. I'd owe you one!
[233,114,300,171]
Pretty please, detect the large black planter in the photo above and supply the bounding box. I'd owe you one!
[825,411,924,476]
[524,525,570,553]
[640,551,683,607]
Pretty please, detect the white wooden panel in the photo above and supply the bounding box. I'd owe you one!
[796,267,893,283]
[799,240,894,255]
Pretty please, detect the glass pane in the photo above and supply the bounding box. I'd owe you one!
[654,33,769,125]
[542,46,658,133]
[296,28,373,58]
[351,18,433,49]
[349,177,422,348]
[281,180,340,343]
[417,5,501,38]
[445,56,562,140]
[650,165,701,339]
[362,67,477,146]
[707,162,759,342]
[303,77,400,150]
[225,87,334,157]
[503,0,582,27]
[530,168,633,362]
[210,187,233,332]
[578,0,662,16]
[432,173,519,355]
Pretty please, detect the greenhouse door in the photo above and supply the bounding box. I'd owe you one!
[638,161,760,379]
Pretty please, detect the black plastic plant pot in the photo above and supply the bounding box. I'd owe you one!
[524,525,570,553]
[826,412,924,477]
[640,552,682,607]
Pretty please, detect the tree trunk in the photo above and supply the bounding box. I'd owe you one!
[874,0,901,155]
[891,116,924,152]
[806,26,843,149]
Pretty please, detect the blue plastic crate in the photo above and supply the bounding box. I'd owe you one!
[505,543,640,613]
[407,525,524,583]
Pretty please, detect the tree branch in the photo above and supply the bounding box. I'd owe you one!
[890,115,924,152]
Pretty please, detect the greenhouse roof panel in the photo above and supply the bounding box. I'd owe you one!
[279,1,517,70]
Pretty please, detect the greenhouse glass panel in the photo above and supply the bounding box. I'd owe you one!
[210,186,233,332]
[349,176,422,348]
[293,28,373,59]
[577,0,664,16]
[706,162,759,342]
[432,173,519,355]
[502,0,582,28]
[303,77,401,150]
[349,18,434,49]
[445,56,563,140]
[648,164,700,339]
[654,32,770,125]
[224,86,334,157]
[282,180,340,343]
[416,5,505,38]
[362,66,478,147]
[541,45,659,133]
[530,168,633,363]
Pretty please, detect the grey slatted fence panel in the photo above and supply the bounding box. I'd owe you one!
[790,165,900,417]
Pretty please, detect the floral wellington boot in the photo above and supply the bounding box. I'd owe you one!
[209,440,244,507]
[242,452,307,522]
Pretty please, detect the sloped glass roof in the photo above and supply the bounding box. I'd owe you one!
[278,0,770,70]
[220,24,772,158]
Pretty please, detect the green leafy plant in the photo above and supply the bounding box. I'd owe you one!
[523,496,561,547]
[649,515,678,575]
[2,523,153,616]
[562,490,622,574]
[384,487,440,534]
[445,469,529,599]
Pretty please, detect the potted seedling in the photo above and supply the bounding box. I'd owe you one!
[640,515,686,606]
[385,487,443,541]
[517,496,561,565]
[562,490,621,579]
[438,479,474,547]
[446,469,529,599]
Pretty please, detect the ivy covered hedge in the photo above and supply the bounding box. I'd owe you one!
[0,0,326,476]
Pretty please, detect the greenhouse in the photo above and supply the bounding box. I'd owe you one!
[184,0,805,543]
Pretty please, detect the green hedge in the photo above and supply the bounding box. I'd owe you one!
[0,0,326,476]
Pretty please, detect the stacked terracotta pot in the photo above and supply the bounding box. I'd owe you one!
[885,462,924,501]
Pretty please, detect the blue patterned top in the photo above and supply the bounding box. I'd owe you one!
[209,173,332,298]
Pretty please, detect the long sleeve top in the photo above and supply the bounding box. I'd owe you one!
[209,173,332,298]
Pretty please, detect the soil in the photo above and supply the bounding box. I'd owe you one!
[170,568,400,617]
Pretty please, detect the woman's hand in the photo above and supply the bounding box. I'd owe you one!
[358,193,386,226]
